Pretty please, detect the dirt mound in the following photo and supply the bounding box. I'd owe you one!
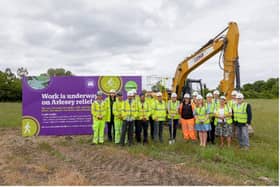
[0,128,214,185]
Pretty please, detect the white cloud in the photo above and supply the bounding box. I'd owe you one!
[0,0,278,90]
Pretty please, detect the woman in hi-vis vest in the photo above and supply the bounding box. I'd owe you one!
[179,93,196,141]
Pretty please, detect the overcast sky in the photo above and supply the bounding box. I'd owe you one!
[0,0,278,89]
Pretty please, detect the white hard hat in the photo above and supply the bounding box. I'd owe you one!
[156,92,162,97]
[213,90,220,95]
[127,91,134,97]
[236,93,244,99]
[206,93,213,97]
[132,89,137,94]
[171,93,177,98]
[192,91,198,97]
[97,91,103,96]
[220,96,226,100]
[197,95,203,100]
[110,89,116,93]
[184,93,190,98]
[231,90,238,96]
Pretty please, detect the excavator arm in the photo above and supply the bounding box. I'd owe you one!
[172,22,240,100]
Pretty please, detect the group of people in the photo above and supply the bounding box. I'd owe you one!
[91,89,252,149]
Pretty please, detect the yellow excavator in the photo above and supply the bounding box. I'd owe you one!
[171,21,240,100]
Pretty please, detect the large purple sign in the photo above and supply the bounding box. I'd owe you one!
[22,76,142,136]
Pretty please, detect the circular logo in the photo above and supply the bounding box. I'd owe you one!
[22,116,40,136]
[125,81,138,92]
[98,76,122,95]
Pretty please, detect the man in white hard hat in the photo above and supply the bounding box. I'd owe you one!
[179,93,197,141]
[136,92,150,144]
[167,93,180,144]
[105,89,117,142]
[152,92,167,143]
[91,91,107,144]
[213,90,220,105]
[191,91,199,109]
[131,89,141,142]
[146,89,156,140]
[205,92,216,144]
[120,91,138,146]
[232,93,252,150]
[112,92,124,144]
[228,90,238,109]
[229,90,238,137]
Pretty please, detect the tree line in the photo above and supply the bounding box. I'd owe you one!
[241,78,279,99]
[0,67,278,101]
[0,68,73,101]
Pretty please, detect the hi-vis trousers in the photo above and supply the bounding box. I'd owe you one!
[180,118,196,140]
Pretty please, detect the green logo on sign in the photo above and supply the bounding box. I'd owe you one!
[22,116,40,136]
[125,81,138,92]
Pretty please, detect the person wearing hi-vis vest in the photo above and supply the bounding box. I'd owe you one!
[137,93,150,144]
[167,93,180,144]
[205,93,216,144]
[91,91,107,145]
[152,92,167,143]
[228,90,238,109]
[132,89,141,142]
[179,93,196,141]
[120,91,138,146]
[194,95,211,147]
[213,90,220,106]
[105,89,116,142]
[112,92,124,144]
[191,91,198,109]
[233,93,252,150]
[228,90,238,137]
[214,96,233,147]
[146,90,155,140]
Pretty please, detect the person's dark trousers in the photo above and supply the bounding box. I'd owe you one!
[120,120,134,146]
[154,121,164,142]
[135,120,142,143]
[168,119,178,140]
[139,119,148,143]
[107,120,115,142]
[207,117,215,144]
[149,116,154,140]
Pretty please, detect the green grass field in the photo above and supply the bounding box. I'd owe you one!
[0,99,278,185]
[0,102,22,127]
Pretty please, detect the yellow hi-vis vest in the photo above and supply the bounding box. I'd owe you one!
[228,100,236,111]
[91,100,107,121]
[122,99,138,121]
[113,100,124,120]
[104,96,114,122]
[205,101,215,118]
[214,105,233,125]
[195,106,210,124]
[152,100,167,121]
[167,100,180,119]
[233,102,248,124]
[138,101,150,120]
[135,95,140,103]
[146,97,155,117]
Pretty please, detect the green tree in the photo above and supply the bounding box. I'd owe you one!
[47,68,73,76]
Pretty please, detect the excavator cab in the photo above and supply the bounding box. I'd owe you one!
[180,78,204,100]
